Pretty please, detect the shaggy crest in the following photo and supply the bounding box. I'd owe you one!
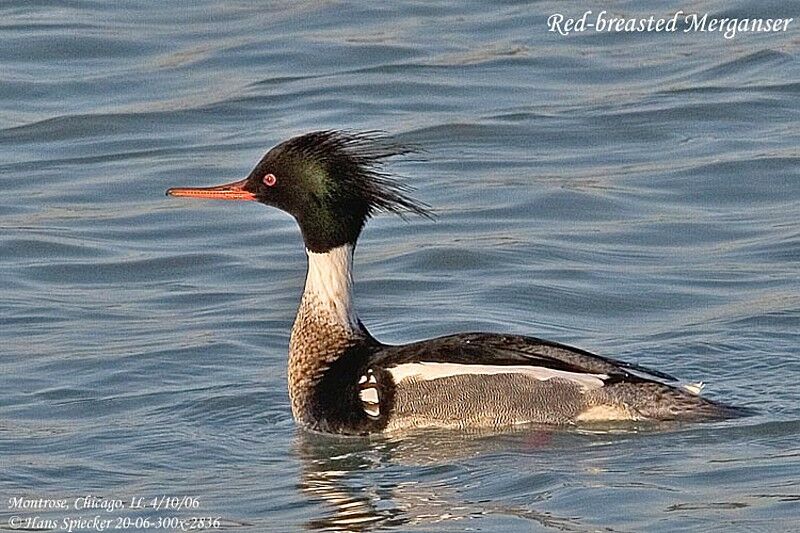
[273,130,433,220]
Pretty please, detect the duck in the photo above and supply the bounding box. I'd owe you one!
[167,130,741,435]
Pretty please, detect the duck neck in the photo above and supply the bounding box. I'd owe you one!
[288,243,366,422]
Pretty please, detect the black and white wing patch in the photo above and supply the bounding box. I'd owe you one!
[358,368,381,418]
[386,362,607,391]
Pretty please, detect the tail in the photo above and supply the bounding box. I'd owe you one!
[599,381,752,422]
[665,395,752,421]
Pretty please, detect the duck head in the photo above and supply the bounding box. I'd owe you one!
[167,130,431,252]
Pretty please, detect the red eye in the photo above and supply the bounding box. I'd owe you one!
[263,173,277,187]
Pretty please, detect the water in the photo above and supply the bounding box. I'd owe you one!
[2,0,799,531]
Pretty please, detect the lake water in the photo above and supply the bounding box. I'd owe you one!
[2,1,799,531]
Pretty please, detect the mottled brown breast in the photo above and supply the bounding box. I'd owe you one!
[288,292,363,427]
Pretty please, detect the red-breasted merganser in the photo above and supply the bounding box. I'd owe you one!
[167,130,742,435]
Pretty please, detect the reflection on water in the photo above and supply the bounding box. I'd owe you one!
[295,429,595,532]
[293,419,789,532]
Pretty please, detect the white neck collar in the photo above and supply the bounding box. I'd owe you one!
[303,244,360,331]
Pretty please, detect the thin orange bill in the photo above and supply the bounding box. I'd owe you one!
[166,178,256,201]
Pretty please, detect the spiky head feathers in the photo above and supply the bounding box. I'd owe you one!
[244,130,431,252]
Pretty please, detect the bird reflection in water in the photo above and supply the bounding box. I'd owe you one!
[293,428,587,532]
